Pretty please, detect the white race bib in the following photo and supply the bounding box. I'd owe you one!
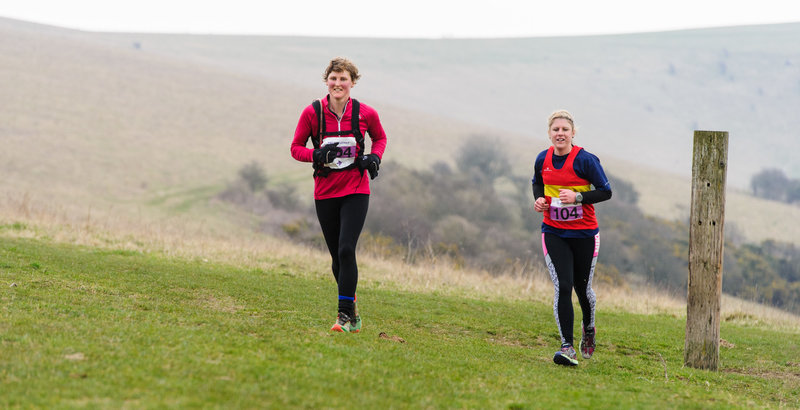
[322,137,357,169]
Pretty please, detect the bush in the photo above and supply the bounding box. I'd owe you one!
[238,161,268,192]
[267,184,300,210]
[750,168,788,199]
[455,135,511,184]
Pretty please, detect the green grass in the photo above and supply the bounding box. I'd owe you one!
[1,235,799,408]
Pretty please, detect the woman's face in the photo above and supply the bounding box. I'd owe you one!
[548,118,575,154]
[326,70,353,100]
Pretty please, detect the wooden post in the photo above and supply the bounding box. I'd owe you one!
[685,130,728,370]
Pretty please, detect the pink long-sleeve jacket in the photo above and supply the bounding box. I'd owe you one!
[291,96,387,200]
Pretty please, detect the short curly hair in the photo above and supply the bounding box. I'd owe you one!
[322,57,361,83]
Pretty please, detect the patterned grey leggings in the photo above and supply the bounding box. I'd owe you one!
[542,232,599,346]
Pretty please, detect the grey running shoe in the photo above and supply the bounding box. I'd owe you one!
[554,344,579,366]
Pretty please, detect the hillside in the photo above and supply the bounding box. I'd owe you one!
[0,18,513,207]
[91,23,800,185]
[1,17,798,244]
[1,216,799,407]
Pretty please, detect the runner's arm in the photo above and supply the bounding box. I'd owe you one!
[577,189,611,205]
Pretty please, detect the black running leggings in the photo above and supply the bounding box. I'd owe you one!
[315,194,369,300]
[542,232,598,346]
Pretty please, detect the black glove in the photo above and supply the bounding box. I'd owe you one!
[357,154,381,180]
[313,142,341,165]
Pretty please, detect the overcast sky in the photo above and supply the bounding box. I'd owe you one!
[2,0,800,38]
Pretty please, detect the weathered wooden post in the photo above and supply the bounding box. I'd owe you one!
[685,130,728,370]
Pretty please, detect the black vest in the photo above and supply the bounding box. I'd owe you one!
[310,98,365,177]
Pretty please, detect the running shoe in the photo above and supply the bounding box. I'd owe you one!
[349,314,362,333]
[349,300,361,333]
[553,344,579,366]
[580,326,596,359]
[331,312,354,333]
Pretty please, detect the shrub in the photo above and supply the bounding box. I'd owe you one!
[238,161,268,193]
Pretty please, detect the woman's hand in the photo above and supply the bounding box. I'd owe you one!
[534,197,549,213]
[558,189,577,204]
[313,142,341,165]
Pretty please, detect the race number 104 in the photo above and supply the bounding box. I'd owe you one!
[550,205,583,221]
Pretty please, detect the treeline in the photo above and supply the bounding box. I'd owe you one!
[725,240,800,311]
[751,168,800,204]
[221,142,800,314]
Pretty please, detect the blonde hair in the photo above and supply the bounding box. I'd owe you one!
[322,57,361,84]
[547,110,575,132]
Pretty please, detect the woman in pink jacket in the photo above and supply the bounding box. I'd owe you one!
[290,57,387,333]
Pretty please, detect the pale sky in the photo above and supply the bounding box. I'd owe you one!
[1,0,800,38]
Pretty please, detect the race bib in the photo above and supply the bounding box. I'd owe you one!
[322,137,357,169]
[549,197,584,221]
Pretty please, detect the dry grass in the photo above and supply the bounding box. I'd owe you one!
[3,192,798,333]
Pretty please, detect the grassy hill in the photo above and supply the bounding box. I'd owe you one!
[2,16,798,247]
[3,18,799,407]
[2,216,799,408]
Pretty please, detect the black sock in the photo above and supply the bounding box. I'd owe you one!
[338,299,355,317]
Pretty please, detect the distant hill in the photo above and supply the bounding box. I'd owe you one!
[0,18,501,204]
[92,23,800,185]
[2,17,798,244]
